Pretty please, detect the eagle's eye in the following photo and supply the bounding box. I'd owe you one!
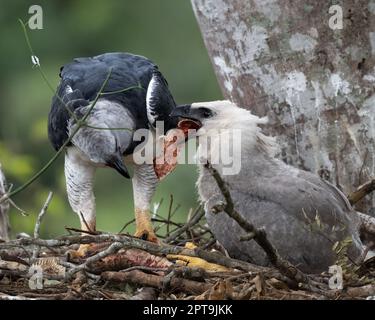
[200,107,213,118]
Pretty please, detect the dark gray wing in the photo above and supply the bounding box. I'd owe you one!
[48,79,90,150]
[48,52,176,151]
[230,166,360,231]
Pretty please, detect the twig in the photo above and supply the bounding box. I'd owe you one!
[33,192,53,239]
[154,198,182,234]
[0,252,30,266]
[205,163,310,285]
[0,268,64,281]
[348,179,375,205]
[66,241,124,278]
[357,211,375,235]
[102,270,211,295]
[0,164,10,241]
[0,21,136,206]
[4,185,27,216]
[152,218,182,229]
[345,284,375,297]
[171,204,181,217]
[100,83,144,96]
[32,192,53,259]
[7,198,27,216]
[165,206,204,243]
[0,184,28,217]
[64,227,101,235]
[118,219,135,234]
[0,292,38,300]
[78,211,101,234]
[166,194,174,237]
[0,234,264,273]
[0,68,113,205]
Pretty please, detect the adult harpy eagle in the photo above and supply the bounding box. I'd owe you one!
[48,52,177,246]
[170,101,369,273]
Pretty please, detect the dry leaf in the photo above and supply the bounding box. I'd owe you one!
[253,274,263,294]
[195,280,233,300]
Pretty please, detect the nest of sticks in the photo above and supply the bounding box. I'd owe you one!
[0,196,375,301]
[1,171,375,300]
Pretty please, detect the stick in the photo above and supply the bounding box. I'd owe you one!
[119,219,135,234]
[345,284,375,298]
[0,233,264,273]
[67,242,124,278]
[32,192,53,259]
[64,227,100,235]
[34,192,53,239]
[88,249,172,274]
[0,164,10,241]
[357,211,375,235]
[0,68,113,206]
[0,292,38,300]
[348,179,375,205]
[165,206,204,243]
[166,195,174,237]
[102,270,211,295]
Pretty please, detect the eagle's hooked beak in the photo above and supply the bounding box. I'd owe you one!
[169,105,202,131]
[170,104,193,119]
[107,155,130,179]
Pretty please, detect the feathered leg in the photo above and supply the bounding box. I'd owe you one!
[65,147,96,258]
[132,163,158,242]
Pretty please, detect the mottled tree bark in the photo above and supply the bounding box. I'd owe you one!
[0,163,10,241]
[191,0,375,213]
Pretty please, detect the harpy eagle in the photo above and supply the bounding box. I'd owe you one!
[170,101,369,273]
[48,52,177,247]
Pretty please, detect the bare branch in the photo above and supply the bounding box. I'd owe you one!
[348,179,375,205]
[102,270,211,295]
[67,242,124,278]
[0,164,10,241]
[165,206,204,243]
[32,192,53,259]
[34,192,53,239]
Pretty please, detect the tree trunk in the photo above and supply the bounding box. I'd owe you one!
[0,163,10,241]
[191,0,375,213]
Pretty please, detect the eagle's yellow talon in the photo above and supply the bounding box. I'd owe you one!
[134,208,159,243]
[67,244,93,260]
[184,242,197,249]
[167,242,229,272]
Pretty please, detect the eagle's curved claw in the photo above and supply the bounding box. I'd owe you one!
[67,242,109,261]
[134,229,159,244]
[134,208,159,243]
[67,244,93,260]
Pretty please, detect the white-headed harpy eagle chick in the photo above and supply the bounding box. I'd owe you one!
[170,101,366,273]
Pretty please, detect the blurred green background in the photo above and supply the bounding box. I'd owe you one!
[0,0,221,237]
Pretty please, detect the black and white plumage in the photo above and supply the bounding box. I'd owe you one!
[48,52,177,241]
[170,101,367,273]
